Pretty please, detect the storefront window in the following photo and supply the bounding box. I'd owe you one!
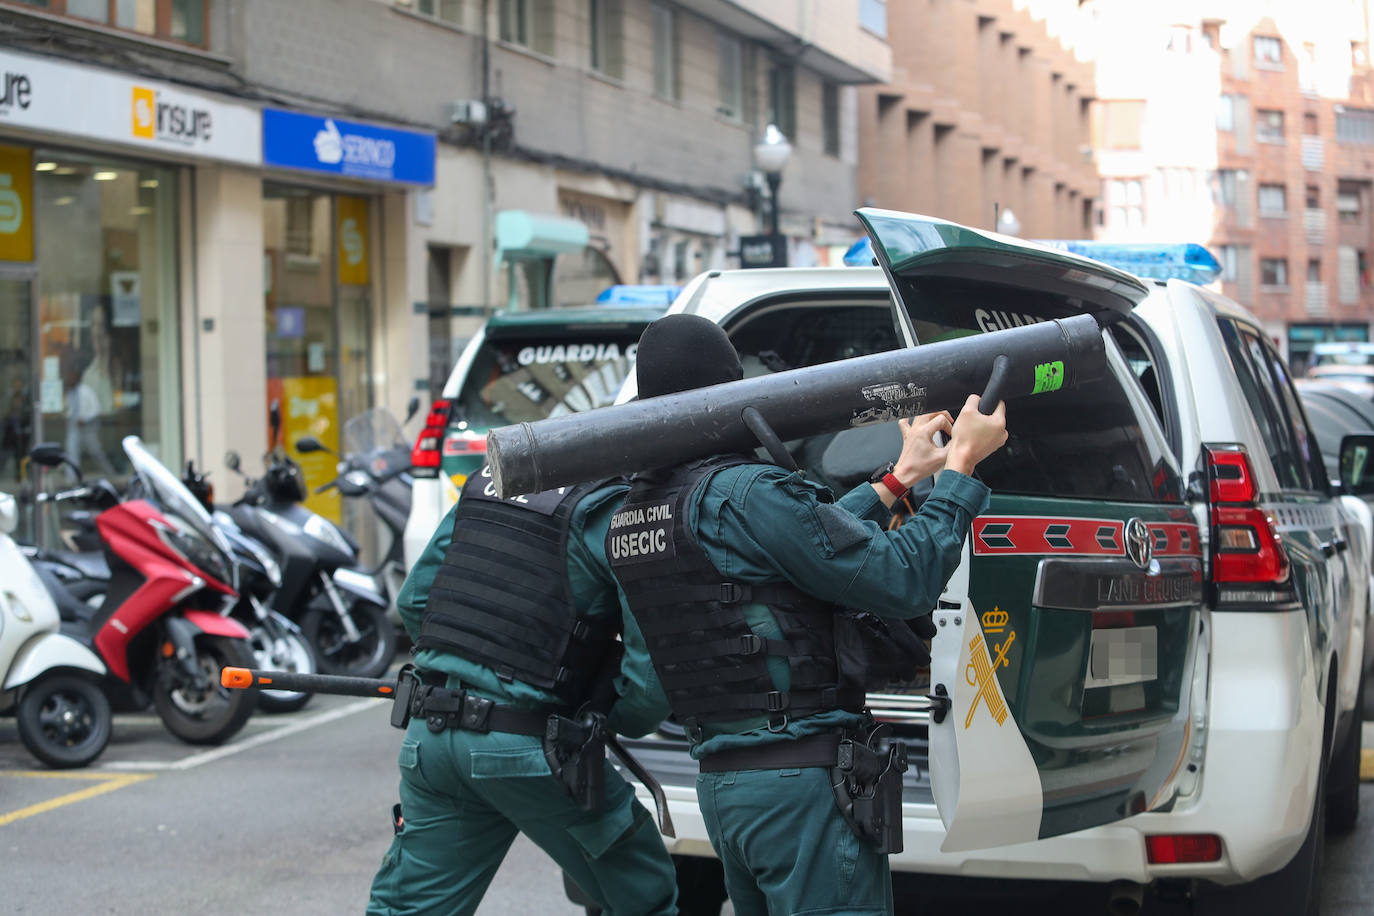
[262,183,374,528]
[33,150,180,482]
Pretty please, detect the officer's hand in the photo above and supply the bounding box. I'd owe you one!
[945,395,1008,475]
[893,411,953,488]
[910,613,937,641]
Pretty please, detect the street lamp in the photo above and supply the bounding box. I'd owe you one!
[753,123,792,238]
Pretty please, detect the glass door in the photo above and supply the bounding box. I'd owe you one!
[0,272,37,539]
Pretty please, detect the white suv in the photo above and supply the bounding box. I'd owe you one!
[599,212,1370,916]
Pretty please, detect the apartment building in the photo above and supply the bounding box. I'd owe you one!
[1087,0,1374,372]
[856,0,1099,239]
[0,0,889,525]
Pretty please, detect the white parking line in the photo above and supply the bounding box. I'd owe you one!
[100,698,386,772]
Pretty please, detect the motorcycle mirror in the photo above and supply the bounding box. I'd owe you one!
[269,399,282,444]
[224,450,242,472]
[405,395,420,424]
[29,442,81,478]
[295,436,331,454]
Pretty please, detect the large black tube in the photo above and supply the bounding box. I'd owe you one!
[488,313,1106,497]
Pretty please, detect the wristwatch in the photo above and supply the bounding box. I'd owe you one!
[869,461,909,501]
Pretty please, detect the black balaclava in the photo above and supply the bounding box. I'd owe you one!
[635,314,744,399]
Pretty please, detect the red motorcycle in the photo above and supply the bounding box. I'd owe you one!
[28,436,257,745]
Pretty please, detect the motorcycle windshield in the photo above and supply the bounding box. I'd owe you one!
[342,408,405,456]
[121,435,234,559]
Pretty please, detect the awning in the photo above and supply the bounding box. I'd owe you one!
[494,210,589,264]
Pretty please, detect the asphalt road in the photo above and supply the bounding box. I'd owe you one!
[3,699,1373,915]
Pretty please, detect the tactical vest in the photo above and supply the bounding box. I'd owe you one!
[417,465,618,708]
[607,456,864,730]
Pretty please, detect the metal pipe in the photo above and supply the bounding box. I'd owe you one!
[487,313,1106,497]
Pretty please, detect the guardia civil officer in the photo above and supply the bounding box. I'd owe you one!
[365,465,678,916]
[607,314,1008,916]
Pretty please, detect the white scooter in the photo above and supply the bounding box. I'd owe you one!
[0,492,112,768]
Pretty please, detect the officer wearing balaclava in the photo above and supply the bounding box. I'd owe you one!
[606,313,1007,916]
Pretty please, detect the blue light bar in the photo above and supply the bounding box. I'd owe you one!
[1035,241,1222,285]
[843,237,875,266]
[595,284,682,305]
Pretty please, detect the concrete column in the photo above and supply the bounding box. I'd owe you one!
[187,165,266,502]
[380,190,427,415]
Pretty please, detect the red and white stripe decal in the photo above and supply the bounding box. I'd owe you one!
[972,516,1201,557]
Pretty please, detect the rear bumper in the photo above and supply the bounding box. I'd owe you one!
[627,609,1322,887]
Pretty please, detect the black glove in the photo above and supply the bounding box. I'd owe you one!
[910,613,937,641]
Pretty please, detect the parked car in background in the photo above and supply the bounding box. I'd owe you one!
[1308,341,1374,371]
[1304,363,1374,399]
[600,215,1370,916]
[403,304,667,572]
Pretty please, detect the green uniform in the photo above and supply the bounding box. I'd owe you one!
[366,482,677,916]
[682,465,989,916]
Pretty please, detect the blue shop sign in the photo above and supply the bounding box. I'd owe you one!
[262,108,436,186]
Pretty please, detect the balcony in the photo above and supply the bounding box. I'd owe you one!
[1302,136,1325,171]
[1304,208,1326,245]
[1306,280,1329,317]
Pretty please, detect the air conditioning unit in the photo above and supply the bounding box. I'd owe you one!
[449,100,488,126]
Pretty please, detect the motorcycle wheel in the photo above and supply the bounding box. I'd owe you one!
[154,635,258,745]
[15,673,112,769]
[252,620,319,714]
[301,599,397,679]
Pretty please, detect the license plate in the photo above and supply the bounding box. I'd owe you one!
[1086,625,1158,688]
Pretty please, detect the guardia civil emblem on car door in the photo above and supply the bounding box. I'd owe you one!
[1124,517,1153,569]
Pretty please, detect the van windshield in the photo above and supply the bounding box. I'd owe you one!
[455,331,643,427]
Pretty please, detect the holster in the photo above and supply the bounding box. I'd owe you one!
[389,664,419,729]
[543,711,607,811]
[830,737,908,855]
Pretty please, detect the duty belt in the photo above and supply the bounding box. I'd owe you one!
[410,683,551,737]
[697,733,844,773]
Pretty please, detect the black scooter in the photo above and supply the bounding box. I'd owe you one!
[222,403,397,679]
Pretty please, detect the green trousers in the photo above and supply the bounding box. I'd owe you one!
[367,718,678,916]
[696,766,892,916]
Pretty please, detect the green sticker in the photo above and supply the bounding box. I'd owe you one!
[1032,360,1064,394]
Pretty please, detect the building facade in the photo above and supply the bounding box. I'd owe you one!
[856,0,1099,239]
[0,0,889,532]
[1086,0,1374,372]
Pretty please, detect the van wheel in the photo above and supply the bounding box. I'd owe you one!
[1327,668,1364,835]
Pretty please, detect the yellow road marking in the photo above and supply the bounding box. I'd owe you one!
[0,770,154,826]
[1361,749,1374,783]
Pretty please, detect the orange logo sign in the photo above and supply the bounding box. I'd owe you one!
[132,86,156,139]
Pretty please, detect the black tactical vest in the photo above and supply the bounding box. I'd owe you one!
[417,465,618,707]
[607,456,864,729]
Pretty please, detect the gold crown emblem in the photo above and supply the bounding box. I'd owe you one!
[981,609,1009,631]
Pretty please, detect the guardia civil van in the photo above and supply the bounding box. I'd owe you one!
[599,211,1370,916]
[402,304,666,576]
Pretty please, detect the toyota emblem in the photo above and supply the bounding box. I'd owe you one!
[1124,518,1152,570]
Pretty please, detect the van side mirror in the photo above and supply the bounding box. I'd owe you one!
[1340,433,1374,496]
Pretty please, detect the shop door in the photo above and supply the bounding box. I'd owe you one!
[0,272,37,536]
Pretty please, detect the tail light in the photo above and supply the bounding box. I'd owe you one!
[1204,445,1296,605]
[410,399,452,476]
[1145,833,1223,864]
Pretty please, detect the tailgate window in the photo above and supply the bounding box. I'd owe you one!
[456,331,643,426]
[905,279,1182,503]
